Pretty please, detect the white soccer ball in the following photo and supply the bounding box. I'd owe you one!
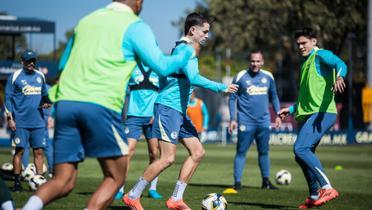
[1,162,13,171]
[28,175,47,191]
[22,164,36,181]
[275,169,292,185]
[201,193,228,210]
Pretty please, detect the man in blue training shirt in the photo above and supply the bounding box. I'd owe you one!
[279,27,346,208]
[4,49,51,192]
[124,13,238,210]
[114,64,163,200]
[228,50,282,192]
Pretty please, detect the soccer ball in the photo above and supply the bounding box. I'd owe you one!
[275,169,292,185]
[201,193,228,210]
[1,162,13,171]
[22,164,36,181]
[28,175,47,191]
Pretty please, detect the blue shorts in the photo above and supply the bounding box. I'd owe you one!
[152,104,198,144]
[53,101,128,165]
[124,116,154,140]
[12,127,46,149]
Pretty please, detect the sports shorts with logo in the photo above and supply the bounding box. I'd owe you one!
[124,116,154,140]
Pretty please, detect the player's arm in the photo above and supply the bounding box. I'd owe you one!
[317,49,347,93]
[4,75,16,130]
[268,76,282,128]
[278,104,297,120]
[58,34,75,71]
[201,101,209,130]
[228,77,239,133]
[123,21,194,77]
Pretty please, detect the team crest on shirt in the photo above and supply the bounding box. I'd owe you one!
[124,127,130,134]
[171,131,178,139]
[239,125,246,131]
[21,80,27,85]
[13,137,20,145]
[261,77,267,84]
[246,80,252,85]
[36,77,42,83]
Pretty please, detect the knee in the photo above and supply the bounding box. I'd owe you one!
[293,145,306,158]
[191,148,205,162]
[160,155,175,167]
[33,149,44,157]
[258,150,268,157]
[149,150,159,161]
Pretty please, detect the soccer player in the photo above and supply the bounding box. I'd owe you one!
[123,12,238,210]
[21,1,195,210]
[279,27,347,208]
[114,64,163,200]
[186,90,209,141]
[0,177,15,210]
[228,50,281,192]
[4,49,51,192]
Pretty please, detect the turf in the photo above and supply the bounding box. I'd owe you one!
[1,143,372,210]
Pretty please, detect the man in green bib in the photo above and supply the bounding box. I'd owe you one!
[279,27,347,208]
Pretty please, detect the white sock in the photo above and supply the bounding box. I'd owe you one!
[171,180,187,201]
[128,177,149,200]
[118,185,125,193]
[22,195,44,210]
[310,195,319,200]
[1,201,14,210]
[321,184,332,190]
[149,177,158,191]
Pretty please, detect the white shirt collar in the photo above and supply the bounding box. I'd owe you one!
[106,2,134,13]
[180,36,193,44]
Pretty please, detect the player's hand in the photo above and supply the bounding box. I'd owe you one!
[41,103,52,109]
[8,119,16,131]
[47,117,54,128]
[228,120,238,134]
[274,116,282,129]
[332,76,346,93]
[278,108,290,120]
[149,117,154,125]
[225,84,239,93]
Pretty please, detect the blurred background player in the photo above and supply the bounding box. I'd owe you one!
[21,1,195,210]
[187,90,209,141]
[4,49,51,192]
[0,177,15,210]
[279,27,347,208]
[124,12,238,210]
[114,64,163,200]
[228,50,281,192]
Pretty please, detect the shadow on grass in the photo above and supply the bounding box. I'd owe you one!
[188,183,261,190]
[108,206,131,210]
[76,191,94,195]
[229,201,297,209]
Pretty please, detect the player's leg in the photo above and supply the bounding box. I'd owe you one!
[0,177,15,210]
[43,127,54,176]
[86,156,128,210]
[12,128,28,191]
[233,124,255,189]
[294,113,338,206]
[29,128,46,175]
[255,126,277,189]
[21,140,30,169]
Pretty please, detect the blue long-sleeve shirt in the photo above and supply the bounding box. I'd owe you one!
[4,69,49,128]
[156,40,227,114]
[289,47,348,114]
[229,69,280,127]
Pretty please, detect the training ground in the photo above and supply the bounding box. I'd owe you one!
[1,143,371,209]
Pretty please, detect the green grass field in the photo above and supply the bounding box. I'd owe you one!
[1,143,372,210]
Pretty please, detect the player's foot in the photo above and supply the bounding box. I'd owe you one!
[166,198,191,210]
[123,193,144,210]
[261,179,278,190]
[12,184,24,192]
[233,181,242,190]
[298,197,316,209]
[115,190,124,200]
[149,189,163,199]
[313,188,339,206]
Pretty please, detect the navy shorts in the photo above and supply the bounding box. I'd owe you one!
[152,104,198,144]
[53,101,128,165]
[124,116,154,140]
[12,127,46,149]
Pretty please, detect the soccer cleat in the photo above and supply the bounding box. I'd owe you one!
[166,198,192,210]
[313,188,339,206]
[12,183,24,192]
[123,193,144,210]
[114,190,124,200]
[261,179,278,190]
[298,197,316,209]
[148,189,163,199]
[233,181,242,190]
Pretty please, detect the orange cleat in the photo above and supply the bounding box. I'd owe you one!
[166,198,192,210]
[298,197,316,209]
[313,188,339,206]
[123,193,144,210]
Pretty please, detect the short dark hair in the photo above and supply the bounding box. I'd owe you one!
[184,12,209,35]
[249,50,264,59]
[294,27,317,39]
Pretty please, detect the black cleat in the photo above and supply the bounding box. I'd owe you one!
[12,184,24,192]
[233,181,242,190]
[262,179,278,190]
